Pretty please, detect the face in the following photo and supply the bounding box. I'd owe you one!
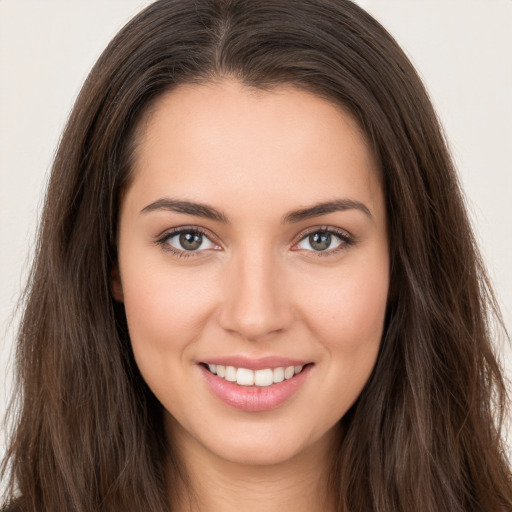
[114,80,389,467]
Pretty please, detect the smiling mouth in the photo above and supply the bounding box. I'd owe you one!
[202,363,309,387]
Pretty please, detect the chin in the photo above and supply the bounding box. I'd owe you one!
[194,420,338,469]
[213,440,303,467]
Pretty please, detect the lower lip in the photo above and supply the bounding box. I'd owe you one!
[200,364,312,412]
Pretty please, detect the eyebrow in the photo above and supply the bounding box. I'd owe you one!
[140,198,229,222]
[282,199,373,224]
[140,197,372,224]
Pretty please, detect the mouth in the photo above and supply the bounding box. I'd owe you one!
[199,361,313,411]
[202,363,308,387]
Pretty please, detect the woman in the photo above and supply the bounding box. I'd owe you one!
[1,0,511,510]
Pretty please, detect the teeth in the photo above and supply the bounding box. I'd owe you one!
[254,369,273,387]
[273,367,284,383]
[237,367,254,386]
[284,366,295,379]
[225,366,237,382]
[207,364,305,386]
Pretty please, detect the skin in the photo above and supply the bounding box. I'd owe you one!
[113,79,389,511]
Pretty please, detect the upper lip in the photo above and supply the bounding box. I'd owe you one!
[199,356,311,371]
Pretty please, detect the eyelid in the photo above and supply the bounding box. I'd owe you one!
[291,225,355,254]
[155,225,222,257]
[154,224,354,258]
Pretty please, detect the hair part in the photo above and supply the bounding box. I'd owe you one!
[2,1,511,511]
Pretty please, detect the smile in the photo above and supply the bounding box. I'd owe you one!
[206,364,305,387]
[200,361,313,412]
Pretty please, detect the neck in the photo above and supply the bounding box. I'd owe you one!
[166,418,338,512]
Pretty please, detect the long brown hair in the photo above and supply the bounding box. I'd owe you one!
[2,1,511,510]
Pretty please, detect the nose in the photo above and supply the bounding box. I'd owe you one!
[217,248,294,341]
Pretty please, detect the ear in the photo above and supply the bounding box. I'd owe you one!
[111,266,124,302]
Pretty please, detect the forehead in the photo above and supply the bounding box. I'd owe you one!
[127,80,383,219]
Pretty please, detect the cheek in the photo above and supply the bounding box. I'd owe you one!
[120,260,217,370]
[299,255,389,378]
[309,275,388,415]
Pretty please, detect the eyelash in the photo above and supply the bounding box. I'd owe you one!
[155,226,220,259]
[292,226,355,257]
[155,226,355,259]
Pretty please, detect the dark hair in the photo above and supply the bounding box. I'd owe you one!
[2,0,511,510]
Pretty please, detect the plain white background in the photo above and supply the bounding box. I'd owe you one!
[1,0,511,468]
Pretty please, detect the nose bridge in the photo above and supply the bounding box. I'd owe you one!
[218,242,292,340]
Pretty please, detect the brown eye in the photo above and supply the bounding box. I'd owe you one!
[309,232,332,251]
[179,232,203,250]
[164,229,217,252]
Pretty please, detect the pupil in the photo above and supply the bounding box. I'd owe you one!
[180,232,202,250]
[310,232,331,251]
